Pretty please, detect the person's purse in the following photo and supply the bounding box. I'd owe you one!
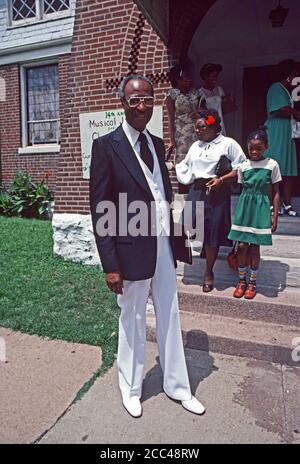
[215,155,232,177]
[173,227,193,264]
[227,242,251,270]
[227,244,238,270]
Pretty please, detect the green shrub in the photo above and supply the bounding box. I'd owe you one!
[0,171,54,219]
[0,189,14,216]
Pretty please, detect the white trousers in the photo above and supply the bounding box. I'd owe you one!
[117,236,192,401]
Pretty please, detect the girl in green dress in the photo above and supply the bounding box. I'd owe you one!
[228,127,282,299]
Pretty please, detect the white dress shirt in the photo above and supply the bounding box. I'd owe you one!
[175,133,246,185]
[122,120,170,236]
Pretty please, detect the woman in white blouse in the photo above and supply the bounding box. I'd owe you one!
[175,109,246,292]
[198,63,237,136]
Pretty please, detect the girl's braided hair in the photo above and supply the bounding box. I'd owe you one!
[247,125,268,145]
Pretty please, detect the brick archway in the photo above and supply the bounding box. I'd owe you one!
[169,0,217,62]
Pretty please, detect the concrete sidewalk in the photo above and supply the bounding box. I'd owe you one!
[1,327,299,444]
[39,341,300,444]
[0,327,101,444]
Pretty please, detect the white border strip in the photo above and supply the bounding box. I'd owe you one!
[231,224,271,235]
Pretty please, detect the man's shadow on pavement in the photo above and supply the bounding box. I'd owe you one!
[142,331,217,403]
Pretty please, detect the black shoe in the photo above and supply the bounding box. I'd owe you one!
[202,272,214,293]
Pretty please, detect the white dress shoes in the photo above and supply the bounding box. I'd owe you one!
[181,396,205,415]
[122,396,142,418]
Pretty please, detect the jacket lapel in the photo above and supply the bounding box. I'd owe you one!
[112,126,154,199]
[112,125,173,204]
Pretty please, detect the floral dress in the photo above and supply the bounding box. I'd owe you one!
[166,88,201,159]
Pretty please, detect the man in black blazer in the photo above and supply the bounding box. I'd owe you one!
[90,75,205,418]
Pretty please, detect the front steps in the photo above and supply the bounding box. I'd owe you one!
[146,196,300,366]
[147,278,300,366]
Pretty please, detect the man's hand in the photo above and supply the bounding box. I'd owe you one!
[271,216,278,233]
[106,271,124,294]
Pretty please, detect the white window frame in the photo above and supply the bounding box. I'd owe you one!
[42,0,70,19]
[19,59,60,155]
[8,0,71,27]
[8,0,39,27]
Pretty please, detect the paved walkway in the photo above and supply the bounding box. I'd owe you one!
[0,327,101,444]
[1,328,299,444]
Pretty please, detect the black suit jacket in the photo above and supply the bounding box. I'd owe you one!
[89,124,177,281]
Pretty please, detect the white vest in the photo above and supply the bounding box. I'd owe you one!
[122,121,171,237]
[140,146,170,237]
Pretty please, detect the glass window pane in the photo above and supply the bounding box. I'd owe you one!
[27,65,60,145]
[12,0,36,21]
[43,0,70,14]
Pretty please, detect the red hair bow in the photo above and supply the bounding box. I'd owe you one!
[206,115,215,126]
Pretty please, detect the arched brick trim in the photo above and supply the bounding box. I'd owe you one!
[128,12,145,73]
[169,0,217,61]
[105,11,172,90]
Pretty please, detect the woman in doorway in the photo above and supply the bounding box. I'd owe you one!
[175,109,246,292]
[198,63,235,136]
[265,59,300,216]
[165,64,202,193]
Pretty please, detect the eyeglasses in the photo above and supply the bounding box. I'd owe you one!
[195,124,208,131]
[126,96,154,108]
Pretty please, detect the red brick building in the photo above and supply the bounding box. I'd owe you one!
[1,0,299,262]
[0,0,75,193]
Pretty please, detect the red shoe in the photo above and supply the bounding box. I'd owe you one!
[244,283,257,299]
[233,281,247,298]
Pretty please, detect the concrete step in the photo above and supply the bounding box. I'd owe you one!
[274,217,300,236]
[159,194,300,366]
[191,233,300,260]
[177,254,300,292]
[146,304,300,367]
[175,279,300,326]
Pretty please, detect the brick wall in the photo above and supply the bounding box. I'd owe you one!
[55,0,177,214]
[169,0,216,60]
[0,64,21,189]
[0,54,71,193]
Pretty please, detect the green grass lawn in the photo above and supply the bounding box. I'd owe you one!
[0,216,119,397]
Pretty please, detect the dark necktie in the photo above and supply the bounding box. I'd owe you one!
[138,132,154,173]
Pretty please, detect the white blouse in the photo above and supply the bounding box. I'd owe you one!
[175,134,246,185]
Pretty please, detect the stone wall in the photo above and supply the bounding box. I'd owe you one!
[52,213,101,266]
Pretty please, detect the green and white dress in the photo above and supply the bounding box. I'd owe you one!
[228,158,282,245]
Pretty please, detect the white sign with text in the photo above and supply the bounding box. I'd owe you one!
[79,106,163,179]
